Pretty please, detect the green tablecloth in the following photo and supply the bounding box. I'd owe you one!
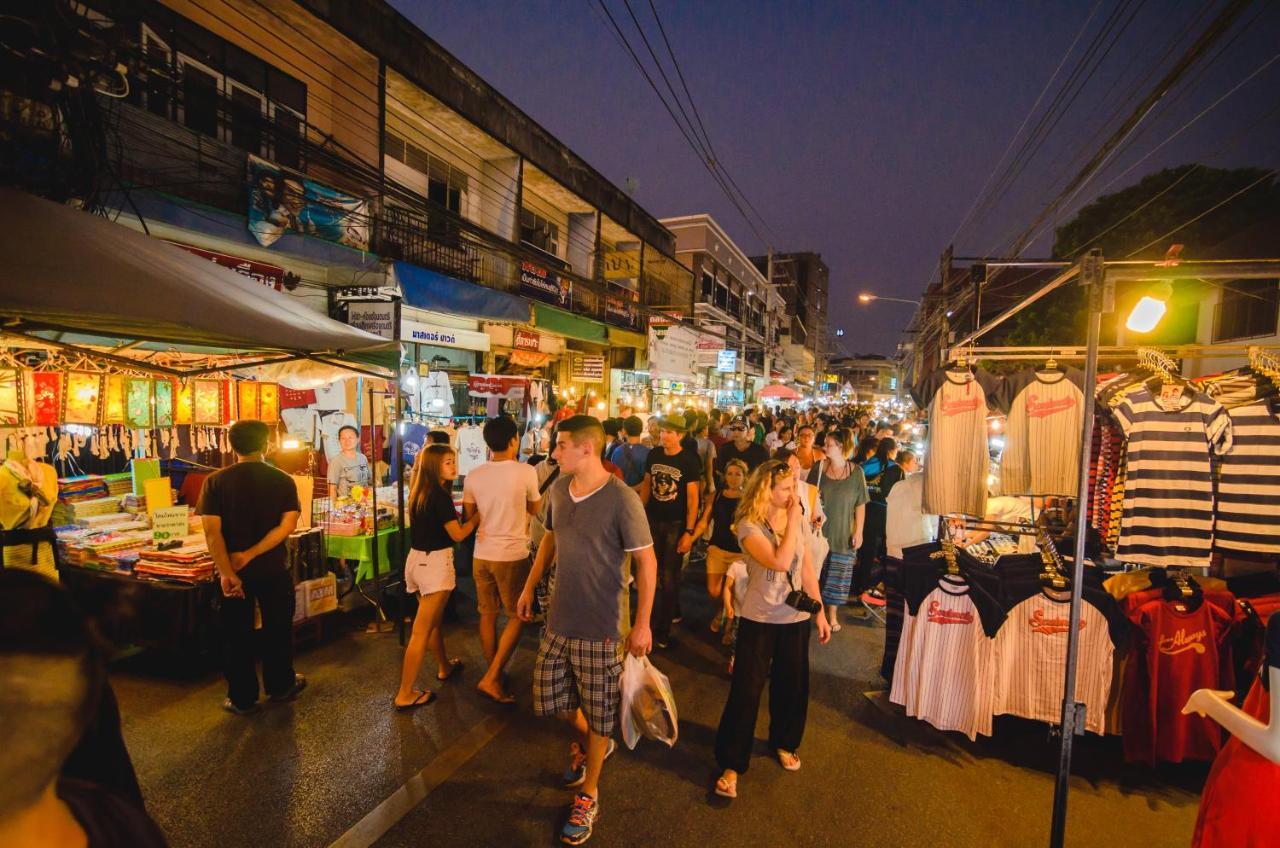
[325,528,402,583]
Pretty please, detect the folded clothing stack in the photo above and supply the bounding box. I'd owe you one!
[57,475,108,502]
[134,538,214,583]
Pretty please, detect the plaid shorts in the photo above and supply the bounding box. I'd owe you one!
[533,629,624,737]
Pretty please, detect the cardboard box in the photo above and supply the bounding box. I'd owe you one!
[301,573,338,617]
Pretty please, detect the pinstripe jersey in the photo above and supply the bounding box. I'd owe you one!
[1113,387,1232,569]
[999,368,1085,497]
[890,584,1002,740]
[992,592,1115,734]
[1216,398,1280,555]
[919,368,1002,517]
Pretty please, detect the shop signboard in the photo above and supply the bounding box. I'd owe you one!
[603,249,641,280]
[647,322,699,380]
[695,325,727,368]
[571,355,606,382]
[717,349,739,373]
[401,316,490,351]
[514,329,541,351]
[169,243,286,291]
[519,260,571,308]
[605,282,639,328]
[346,301,397,340]
[467,374,528,399]
[715,389,744,407]
[247,154,369,251]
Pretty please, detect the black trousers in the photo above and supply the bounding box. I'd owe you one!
[219,561,297,708]
[650,519,685,642]
[715,617,811,773]
[880,557,904,681]
[854,503,887,594]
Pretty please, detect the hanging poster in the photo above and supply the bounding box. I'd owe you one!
[519,260,571,308]
[63,372,101,425]
[247,154,369,251]
[647,322,699,380]
[605,283,639,328]
[237,382,259,420]
[695,325,727,368]
[125,378,154,428]
[154,380,174,427]
[0,369,25,426]
[193,380,222,425]
[467,374,528,399]
[259,383,280,423]
[175,382,194,425]
[102,374,126,424]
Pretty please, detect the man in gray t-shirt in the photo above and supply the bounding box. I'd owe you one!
[517,416,656,846]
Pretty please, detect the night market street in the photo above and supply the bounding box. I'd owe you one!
[113,568,1201,848]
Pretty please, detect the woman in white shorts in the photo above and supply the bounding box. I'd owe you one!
[394,444,479,710]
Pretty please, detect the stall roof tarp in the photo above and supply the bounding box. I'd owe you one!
[395,261,530,323]
[0,189,392,358]
[533,303,608,344]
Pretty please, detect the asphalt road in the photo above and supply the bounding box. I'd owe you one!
[111,569,1205,848]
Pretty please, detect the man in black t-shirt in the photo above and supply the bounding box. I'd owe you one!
[715,416,769,480]
[199,420,304,715]
[641,413,702,648]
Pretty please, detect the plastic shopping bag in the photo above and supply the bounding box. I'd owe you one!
[619,653,679,750]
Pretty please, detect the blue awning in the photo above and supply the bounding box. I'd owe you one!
[395,262,530,322]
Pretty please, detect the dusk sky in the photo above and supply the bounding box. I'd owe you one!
[391,0,1280,356]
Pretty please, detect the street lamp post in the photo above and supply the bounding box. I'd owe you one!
[857,293,922,306]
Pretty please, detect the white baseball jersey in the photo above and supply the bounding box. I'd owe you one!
[992,592,1115,734]
[890,585,1001,740]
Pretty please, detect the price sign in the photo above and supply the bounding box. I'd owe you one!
[152,506,189,544]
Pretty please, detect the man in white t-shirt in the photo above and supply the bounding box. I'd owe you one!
[463,415,541,704]
[885,455,937,560]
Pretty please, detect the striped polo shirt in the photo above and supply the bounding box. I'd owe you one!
[1216,397,1280,555]
[1113,387,1232,568]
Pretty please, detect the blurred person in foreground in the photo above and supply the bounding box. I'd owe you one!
[0,570,167,847]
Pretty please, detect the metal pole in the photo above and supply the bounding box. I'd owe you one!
[368,382,379,585]
[1049,250,1105,848]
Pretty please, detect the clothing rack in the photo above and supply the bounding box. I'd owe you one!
[944,343,1280,363]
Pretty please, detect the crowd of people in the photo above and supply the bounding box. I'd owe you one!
[0,403,928,847]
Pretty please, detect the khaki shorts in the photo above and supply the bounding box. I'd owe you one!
[473,556,531,616]
[705,545,742,576]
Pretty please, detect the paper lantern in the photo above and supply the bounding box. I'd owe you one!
[63,372,101,425]
[175,382,194,425]
[125,377,154,428]
[31,372,62,426]
[237,381,259,420]
[0,369,25,426]
[101,375,127,424]
[154,379,174,427]
[193,380,223,425]
[258,383,280,423]
[222,380,234,424]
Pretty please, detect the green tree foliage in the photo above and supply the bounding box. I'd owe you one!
[986,165,1280,350]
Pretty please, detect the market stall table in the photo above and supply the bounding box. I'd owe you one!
[325,526,403,583]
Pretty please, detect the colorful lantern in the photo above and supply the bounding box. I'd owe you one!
[125,378,154,428]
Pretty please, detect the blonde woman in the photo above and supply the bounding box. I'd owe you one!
[714,460,831,800]
[394,445,478,711]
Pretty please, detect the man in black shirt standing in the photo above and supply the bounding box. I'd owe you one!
[199,420,304,715]
[641,413,702,649]
[716,415,769,480]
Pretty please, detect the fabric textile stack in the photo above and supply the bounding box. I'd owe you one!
[134,538,214,583]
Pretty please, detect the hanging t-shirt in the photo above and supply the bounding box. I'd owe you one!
[999,367,1085,497]
[992,591,1115,734]
[644,446,702,523]
[1215,396,1280,555]
[1124,597,1235,765]
[318,412,359,460]
[915,367,1002,517]
[418,371,453,415]
[1114,386,1232,568]
[455,426,488,476]
[890,571,1006,741]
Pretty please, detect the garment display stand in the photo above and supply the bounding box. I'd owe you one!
[935,250,1280,848]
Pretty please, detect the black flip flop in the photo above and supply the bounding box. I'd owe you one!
[394,690,437,712]
[436,659,464,682]
[476,687,517,706]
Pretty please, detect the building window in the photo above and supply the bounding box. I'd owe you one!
[1214,279,1280,342]
[385,131,468,219]
[131,4,307,166]
[519,208,559,255]
[727,280,742,320]
[700,270,714,303]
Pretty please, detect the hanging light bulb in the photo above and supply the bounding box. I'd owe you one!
[1126,281,1173,333]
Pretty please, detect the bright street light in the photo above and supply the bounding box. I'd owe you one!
[1125,281,1172,333]
[858,293,922,306]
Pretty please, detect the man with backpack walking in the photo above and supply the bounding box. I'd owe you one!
[607,415,649,492]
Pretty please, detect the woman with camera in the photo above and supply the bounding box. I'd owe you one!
[713,460,831,800]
